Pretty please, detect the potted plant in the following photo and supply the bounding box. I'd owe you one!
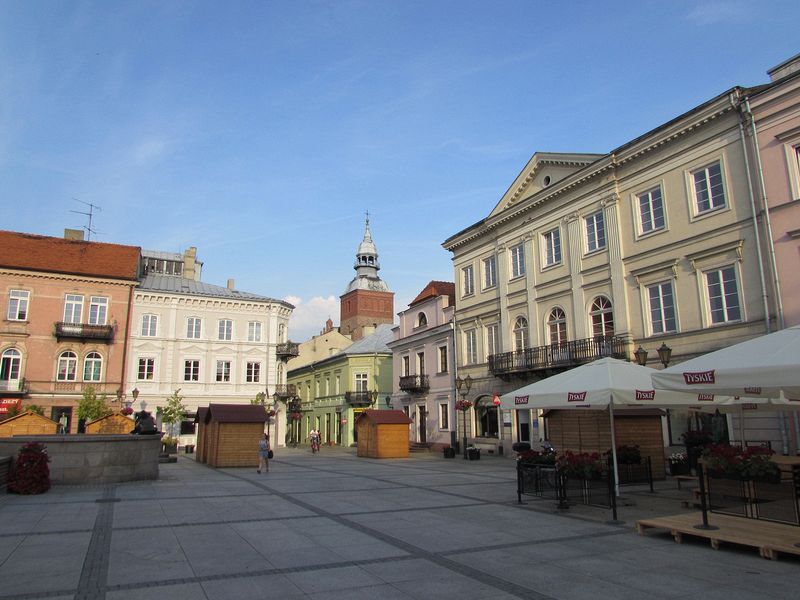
[161,436,179,454]
[667,451,689,476]
[160,389,187,444]
[556,451,605,480]
[7,442,50,495]
[614,444,641,465]
[701,444,781,482]
[517,449,556,467]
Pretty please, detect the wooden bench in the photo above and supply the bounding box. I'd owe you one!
[637,512,800,560]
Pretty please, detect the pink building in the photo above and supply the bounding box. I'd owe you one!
[0,230,140,431]
[748,54,800,327]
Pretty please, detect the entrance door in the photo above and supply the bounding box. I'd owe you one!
[418,406,427,443]
[517,410,530,443]
[51,407,72,434]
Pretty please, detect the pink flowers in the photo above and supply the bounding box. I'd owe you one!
[455,399,473,412]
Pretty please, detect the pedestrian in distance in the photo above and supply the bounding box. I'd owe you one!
[258,433,270,473]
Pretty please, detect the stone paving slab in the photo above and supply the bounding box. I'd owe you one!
[1,447,799,599]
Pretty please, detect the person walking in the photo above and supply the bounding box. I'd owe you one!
[257,433,270,473]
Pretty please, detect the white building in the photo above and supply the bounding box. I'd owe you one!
[128,248,294,445]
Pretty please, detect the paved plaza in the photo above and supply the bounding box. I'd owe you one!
[0,447,798,600]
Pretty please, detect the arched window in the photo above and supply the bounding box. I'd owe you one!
[590,297,614,338]
[57,351,78,381]
[513,317,528,351]
[83,352,103,382]
[1,349,21,385]
[278,323,286,343]
[548,308,567,345]
[417,312,428,327]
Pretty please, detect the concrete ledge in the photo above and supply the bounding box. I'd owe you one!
[0,435,161,485]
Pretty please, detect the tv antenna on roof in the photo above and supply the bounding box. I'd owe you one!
[70,198,102,241]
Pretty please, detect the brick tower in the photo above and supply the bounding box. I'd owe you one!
[340,215,394,341]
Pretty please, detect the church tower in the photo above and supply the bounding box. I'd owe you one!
[340,214,394,341]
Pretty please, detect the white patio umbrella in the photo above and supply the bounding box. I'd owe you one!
[499,357,721,495]
[650,325,800,400]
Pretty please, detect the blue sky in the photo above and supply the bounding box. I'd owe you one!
[2,1,799,341]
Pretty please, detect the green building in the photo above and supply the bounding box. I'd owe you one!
[287,324,394,447]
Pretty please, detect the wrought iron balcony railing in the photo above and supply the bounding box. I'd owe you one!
[345,391,376,406]
[55,322,114,342]
[489,336,628,377]
[272,384,297,399]
[399,374,429,393]
[276,342,300,361]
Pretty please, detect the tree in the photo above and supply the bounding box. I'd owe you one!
[161,389,187,438]
[77,386,112,423]
[26,404,45,416]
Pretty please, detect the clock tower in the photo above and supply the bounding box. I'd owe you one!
[340,214,394,341]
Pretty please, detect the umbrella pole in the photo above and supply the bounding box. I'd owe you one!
[740,404,746,447]
[609,401,620,497]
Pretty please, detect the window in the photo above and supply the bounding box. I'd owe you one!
[510,243,525,278]
[648,282,677,334]
[184,359,200,382]
[83,352,102,381]
[7,290,29,321]
[462,265,474,296]
[417,312,428,327]
[692,162,726,213]
[638,186,665,234]
[278,323,286,343]
[57,351,77,381]
[585,211,606,253]
[439,403,449,430]
[187,317,202,339]
[141,314,157,337]
[706,266,741,324]
[465,329,478,365]
[354,372,368,392]
[483,256,497,289]
[402,355,410,377]
[438,346,448,373]
[543,228,562,267]
[248,321,262,342]
[246,361,261,383]
[486,323,499,358]
[590,297,614,337]
[216,360,231,382]
[513,317,528,352]
[1,349,21,384]
[64,295,83,324]
[138,358,155,380]
[548,308,567,345]
[476,403,499,437]
[218,319,232,341]
[88,297,108,325]
[417,351,425,376]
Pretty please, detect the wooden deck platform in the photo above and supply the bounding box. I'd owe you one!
[636,512,800,560]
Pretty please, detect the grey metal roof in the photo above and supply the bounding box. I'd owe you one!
[138,273,293,308]
[340,323,395,355]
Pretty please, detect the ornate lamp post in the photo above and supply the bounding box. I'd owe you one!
[634,346,648,366]
[288,397,302,447]
[657,343,672,368]
[455,375,473,460]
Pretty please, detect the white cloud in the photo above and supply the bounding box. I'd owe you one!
[286,295,339,342]
[130,137,169,165]
[686,1,749,25]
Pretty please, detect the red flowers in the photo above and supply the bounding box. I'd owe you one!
[556,451,605,479]
[8,442,50,495]
[455,399,473,412]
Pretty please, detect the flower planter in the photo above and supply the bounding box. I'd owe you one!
[668,462,689,476]
[467,448,480,461]
[443,448,456,459]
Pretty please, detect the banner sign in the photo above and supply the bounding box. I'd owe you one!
[635,390,655,401]
[683,370,715,384]
[567,392,587,402]
[0,398,22,414]
[514,395,529,405]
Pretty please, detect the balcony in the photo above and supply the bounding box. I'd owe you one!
[276,342,300,362]
[488,336,628,379]
[55,322,114,342]
[399,374,429,394]
[345,391,376,407]
[0,379,26,395]
[272,384,297,400]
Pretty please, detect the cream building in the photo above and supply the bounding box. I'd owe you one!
[444,83,790,455]
[128,248,294,446]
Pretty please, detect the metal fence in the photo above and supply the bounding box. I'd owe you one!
[517,462,617,519]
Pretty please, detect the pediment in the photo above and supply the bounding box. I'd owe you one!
[487,152,604,218]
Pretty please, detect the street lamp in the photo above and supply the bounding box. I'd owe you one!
[657,343,672,368]
[455,375,473,460]
[634,346,648,366]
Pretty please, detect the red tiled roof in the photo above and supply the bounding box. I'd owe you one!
[205,404,267,424]
[409,281,455,307]
[0,230,140,281]
[355,409,413,425]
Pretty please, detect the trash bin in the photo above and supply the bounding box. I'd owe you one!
[467,448,480,460]
[184,444,195,454]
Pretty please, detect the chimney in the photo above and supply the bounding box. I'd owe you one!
[227,279,235,290]
[64,228,84,241]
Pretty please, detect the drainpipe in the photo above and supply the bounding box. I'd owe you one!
[450,315,459,450]
[120,282,136,397]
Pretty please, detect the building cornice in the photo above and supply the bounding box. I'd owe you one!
[0,268,139,288]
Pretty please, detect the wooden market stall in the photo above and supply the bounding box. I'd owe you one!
[203,404,266,468]
[355,410,412,458]
[0,411,58,437]
[545,408,667,479]
[195,407,209,464]
[85,413,135,435]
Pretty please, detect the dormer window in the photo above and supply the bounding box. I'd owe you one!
[417,312,428,327]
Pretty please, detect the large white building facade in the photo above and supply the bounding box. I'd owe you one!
[444,81,798,456]
[128,249,294,445]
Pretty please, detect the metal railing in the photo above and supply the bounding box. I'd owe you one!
[272,384,297,399]
[0,380,26,394]
[489,336,627,376]
[276,342,300,360]
[345,391,375,406]
[55,322,114,341]
[399,374,429,393]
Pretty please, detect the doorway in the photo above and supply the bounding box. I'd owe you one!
[517,410,530,443]
[418,406,427,443]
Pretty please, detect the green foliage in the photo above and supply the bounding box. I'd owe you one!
[77,386,112,422]
[251,392,266,405]
[25,404,45,416]
[161,389,187,437]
